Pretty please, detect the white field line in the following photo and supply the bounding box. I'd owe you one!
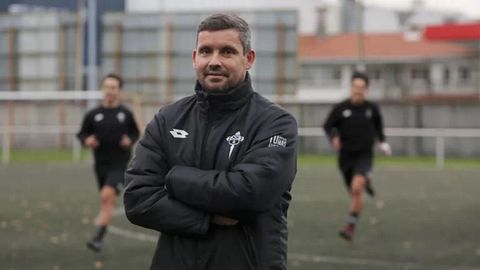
[110,209,480,270]
[289,253,480,270]
[108,225,158,243]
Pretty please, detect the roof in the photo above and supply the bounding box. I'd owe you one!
[299,33,474,62]
[424,22,480,41]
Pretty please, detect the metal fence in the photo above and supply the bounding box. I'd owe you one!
[298,127,480,169]
[0,12,79,91]
[102,11,298,99]
[1,125,480,168]
[0,10,298,98]
[1,91,480,161]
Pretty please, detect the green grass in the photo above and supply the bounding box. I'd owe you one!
[1,163,479,270]
[6,149,90,163]
[299,154,480,168]
[4,149,480,168]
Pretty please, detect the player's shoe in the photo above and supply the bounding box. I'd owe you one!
[339,224,354,241]
[86,239,102,252]
[365,180,375,197]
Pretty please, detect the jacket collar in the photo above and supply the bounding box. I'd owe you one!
[195,72,254,112]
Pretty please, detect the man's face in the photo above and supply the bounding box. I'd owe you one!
[192,29,255,91]
[102,77,121,105]
[350,78,368,104]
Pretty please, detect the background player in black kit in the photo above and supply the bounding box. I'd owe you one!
[323,71,391,241]
[77,73,140,252]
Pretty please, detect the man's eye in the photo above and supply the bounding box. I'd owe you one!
[199,48,211,55]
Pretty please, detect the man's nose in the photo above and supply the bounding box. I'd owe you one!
[208,52,221,68]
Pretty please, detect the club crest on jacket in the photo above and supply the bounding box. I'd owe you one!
[226,131,244,159]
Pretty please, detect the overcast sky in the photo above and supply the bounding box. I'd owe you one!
[362,0,480,19]
[128,0,480,20]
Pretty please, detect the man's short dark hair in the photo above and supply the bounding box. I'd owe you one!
[102,73,123,89]
[351,71,369,87]
[196,13,251,54]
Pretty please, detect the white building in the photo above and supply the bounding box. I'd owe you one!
[126,0,328,35]
[126,0,467,35]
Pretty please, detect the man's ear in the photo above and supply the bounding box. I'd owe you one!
[192,50,197,69]
[245,50,256,70]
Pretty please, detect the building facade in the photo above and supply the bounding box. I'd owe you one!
[298,32,478,101]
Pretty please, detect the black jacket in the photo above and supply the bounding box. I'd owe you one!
[124,75,297,270]
[323,99,385,153]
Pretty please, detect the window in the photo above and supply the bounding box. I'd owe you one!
[443,68,450,84]
[368,69,382,80]
[459,67,470,82]
[411,67,428,79]
[316,8,328,37]
[332,69,341,80]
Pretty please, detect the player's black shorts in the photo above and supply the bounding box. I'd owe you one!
[338,150,373,188]
[94,161,128,194]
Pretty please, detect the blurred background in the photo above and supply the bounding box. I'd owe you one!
[0,0,479,161]
[0,0,479,270]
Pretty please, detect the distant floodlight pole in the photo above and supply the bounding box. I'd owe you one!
[74,0,86,92]
[357,0,366,71]
[87,0,98,103]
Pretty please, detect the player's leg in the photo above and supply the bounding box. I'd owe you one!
[350,174,366,214]
[87,164,121,252]
[87,185,118,252]
[338,154,356,241]
[339,173,366,241]
[97,185,118,226]
[339,152,373,241]
[363,153,375,197]
[364,176,375,197]
[87,166,105,252]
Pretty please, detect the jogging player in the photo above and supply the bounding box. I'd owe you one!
[323,71,391,241]
[77,73,140,252]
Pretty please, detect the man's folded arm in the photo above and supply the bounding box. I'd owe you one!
[166,113,297,216]
[124,116,210,236]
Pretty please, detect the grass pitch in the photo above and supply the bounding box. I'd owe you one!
[1,157,479,270]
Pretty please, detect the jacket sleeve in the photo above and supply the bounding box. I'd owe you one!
[77,112,93,145]
[373,104,386,142]
[323,104,340,141]
[126,110,140,143]
[123,113,211,236]
[165,112,297,215]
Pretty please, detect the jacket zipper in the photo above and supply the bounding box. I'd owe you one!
[199,101,213,169]
[196,100,212,270]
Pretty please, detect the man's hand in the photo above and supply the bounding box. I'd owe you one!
[211,215,238,226]
[120,135,132,148]
[331,136,341,151]
[379,142,392,156]
[84,135,99,149]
